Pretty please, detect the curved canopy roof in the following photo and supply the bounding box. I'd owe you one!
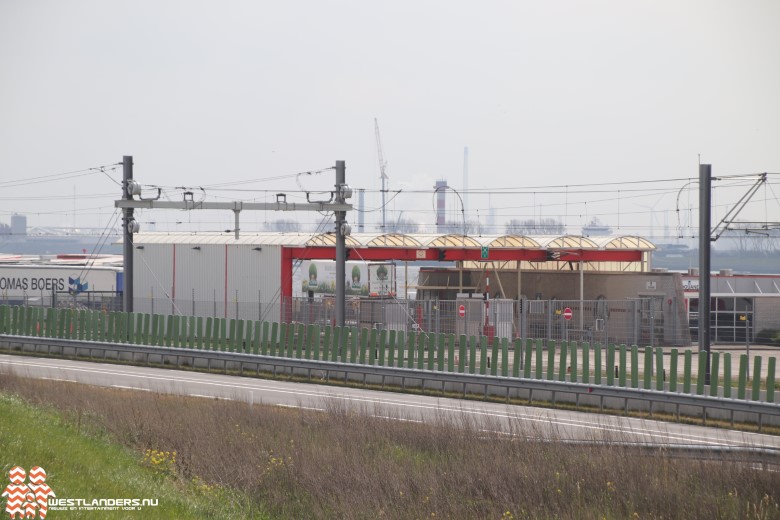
[131,231,655,251]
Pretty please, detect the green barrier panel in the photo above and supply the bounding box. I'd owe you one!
[523,339,533,379]
[669,349,679,393]
[406,332,416,369]
[617,345,626,387]
[161,315,171,347]
[696,351,707,395]
[321,326,331,361]
[546,341,556,380]
[227,319,236,352]
[722,353,731,398]
[425,334,435,371]
[216,318,225,352]
[303,324,312,359]
[535,340,543,379]
[350,327,359,364]
[135,313,144,345]
[249,320,259,354]
[468,335,477,375]
[359,328,369,365]
[185,316,193,348]
[629,346,639,388]
[83,310,91,342]
[59,310,68,339]
[259,321,269,355]
[116,312,124,343]
[126,313,135,344]
[88,311,96,342]
[97,312,106,343]
[108,311,116,342]
[435,333,444,372]
[458,335,467,374]
[238,320,247,352]
[558,342,568,382]
[655,347,665,391]
[489,335,498,376]
[569,342,577,382]
[142,314,151,346]
[594,343,602,384]
[752,356,762,401]
[387,330,396,367]
[209,318,219,351]
[582,342,590,384]
[293,323,303,359]
[27,307,37,337]
[737,354,748,399]
[397,331,406,368]
[606,345,615,386]
[193,317,202,349]
[643,347,653,390]
[417,332,426,370]
[710,352,720,397]
[332,326,342,362]
[379,329,387,366]
[479,335,488,375]
[512,338,521,378]
[278,323,288,357]
[203,318,213,350]
[683,350,693,394]
[171,315,181,348]
[311,325,320,360]
[0,306,6,334]
[448,334,456,373]
[500,337,509,377]
[270,321,280,356]
[23,307,32,336]
[766,357,776,403]
[11,306,20,335]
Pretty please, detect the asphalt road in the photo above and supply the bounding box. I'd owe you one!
[1,353,778,453]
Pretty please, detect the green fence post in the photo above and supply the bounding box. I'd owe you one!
[752,356,762,401]
[203,317,213,351]
[141,314,150,345]
[500,337,509,377]
[546,341,556,380]
[126,313,135,344]
[683,350,693,393]
[135,313,144,345]
[558,342,568,382]
[0,306,6,334]
[396,331,406,368]
[162,315,172,347]
[321,326,331,361]
[737,354,748,399]
[696,351,707,395]
[406,331,416,368]
[24,307,33,336]
[445,333,454,373]
[766,357,776,403]
[379,329,387,366]
[149,314,159,346]
[710,352,720,397]
[618,345,627,387]
[655,347,665,391]
[266,322,275,356]
[105,312,115,342]
[279,322,289,357]
[360,328,369,365]
[387,330,396,367]
[594,343,602,384]
[171,315,181,348]
[581,342,590,384]
[350,327,359,364]
[226,319,235,352]
[524,339,533,379]
[630,346,639,388]
[643,347,653,390]
[286,323,296,358]
[438,333,446,372]
[193,317,202,350]
[468,335,477,375]
[307,325,317,360]
[606,344,615,386]
[535,340,543,379]
[479,335,488,375]
[250,321,259,354]
[293,323,303,359]
[331,326,341,362]
[512,339,521,378]
[418,332,427,370]
[97,311,106,342]
[669,349,678,392]
[427,334,436,371]
[458,335,467,373]
[722,353,731,398]
[569,342,577,382]
[239,320,248,353]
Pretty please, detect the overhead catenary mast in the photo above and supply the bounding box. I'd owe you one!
[375,118,388,231]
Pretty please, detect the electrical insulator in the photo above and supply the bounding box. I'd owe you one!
[340,222,352,237]
[126,220,140,234]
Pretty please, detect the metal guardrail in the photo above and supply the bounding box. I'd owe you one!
[2,334,779,429]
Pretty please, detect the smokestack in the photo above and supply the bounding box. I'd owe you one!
[435,180,447,228]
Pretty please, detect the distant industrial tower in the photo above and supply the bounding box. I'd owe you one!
[11,214,26,236]
[435,180,447,227]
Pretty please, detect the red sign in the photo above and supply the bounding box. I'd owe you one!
[563,307,573,321]
[458,305,466,317]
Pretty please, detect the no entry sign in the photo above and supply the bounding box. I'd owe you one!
[563,307,573,321]
[458,304,466,318]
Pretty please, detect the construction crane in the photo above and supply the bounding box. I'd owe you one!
[374,118,388,231]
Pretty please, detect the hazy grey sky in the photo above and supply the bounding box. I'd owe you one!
[2,1,779,239]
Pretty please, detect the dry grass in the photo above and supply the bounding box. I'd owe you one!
[1,373,779,520]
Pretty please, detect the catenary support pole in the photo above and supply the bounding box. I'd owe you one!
[699,164,711,385]
[122,155,134,313]
[335,160,347,328]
